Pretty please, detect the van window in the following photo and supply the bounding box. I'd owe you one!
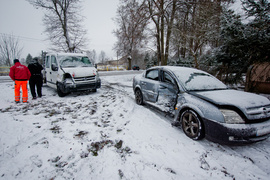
[51,56,57,66]
[46,56,50,68]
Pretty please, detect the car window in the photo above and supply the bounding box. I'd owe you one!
[163,71,175,85]
[146,69,159,81]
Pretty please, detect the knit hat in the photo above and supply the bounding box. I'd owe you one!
[14,59,19,64]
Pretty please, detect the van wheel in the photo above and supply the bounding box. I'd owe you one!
[57,84,66,97]
[180,110,204,140]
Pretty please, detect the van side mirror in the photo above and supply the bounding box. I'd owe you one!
[51,63,58,71]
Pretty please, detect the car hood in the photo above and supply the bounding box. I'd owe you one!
[190,89,270,120]
[62,67,97,77]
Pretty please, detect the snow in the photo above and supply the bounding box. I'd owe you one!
[0,72,270,180]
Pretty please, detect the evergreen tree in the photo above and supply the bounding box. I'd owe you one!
[213,0,270,84]
[242,0,270,63]
[26,54,33,65]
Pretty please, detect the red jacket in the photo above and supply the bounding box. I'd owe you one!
[9,62,31,81]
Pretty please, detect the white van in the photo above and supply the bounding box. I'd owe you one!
[45,52,101,97]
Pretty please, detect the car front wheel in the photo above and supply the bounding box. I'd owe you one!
[180,110,204,140]
[135,89,144,105]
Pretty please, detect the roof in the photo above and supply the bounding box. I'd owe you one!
[149,66,206,74]
[46,52,87,57]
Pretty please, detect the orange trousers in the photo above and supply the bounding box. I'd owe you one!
[14,80,28,102]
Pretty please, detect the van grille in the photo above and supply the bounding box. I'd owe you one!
[73,76,96,83]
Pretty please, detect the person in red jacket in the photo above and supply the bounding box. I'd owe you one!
[9,59,31,103]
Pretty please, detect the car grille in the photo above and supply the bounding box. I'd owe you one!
[73,76,96,83]
[246,104,270,121]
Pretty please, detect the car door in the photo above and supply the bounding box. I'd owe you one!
[156,70,179,112]
[140,69,160,102]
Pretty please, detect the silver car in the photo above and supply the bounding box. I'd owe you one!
[133,66,270,144]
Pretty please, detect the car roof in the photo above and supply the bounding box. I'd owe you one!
[150,66,206,75]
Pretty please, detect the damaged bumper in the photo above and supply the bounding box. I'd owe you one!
[204,118,270,144]
[59,79,101,93]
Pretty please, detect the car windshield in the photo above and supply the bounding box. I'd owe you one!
[173,70,227,91]
[59,56,93,67]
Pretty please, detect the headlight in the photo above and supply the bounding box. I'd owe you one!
[220,109,245,124]
[65,78,74,84]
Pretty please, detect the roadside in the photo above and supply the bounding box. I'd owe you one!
[0,75,269,179]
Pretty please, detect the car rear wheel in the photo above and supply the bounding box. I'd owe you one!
[180,110,204,140]
[135,89,144,105]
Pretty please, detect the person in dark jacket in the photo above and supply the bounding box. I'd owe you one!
[9,59,31,103]
[28,57,44,99]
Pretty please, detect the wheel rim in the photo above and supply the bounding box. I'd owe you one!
[182,112,199,138]
[135,90,142,104]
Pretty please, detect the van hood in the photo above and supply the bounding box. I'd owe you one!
[191,89,270,120]
[62,67,97,77]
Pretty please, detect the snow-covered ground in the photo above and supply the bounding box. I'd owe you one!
[0,73,270,180]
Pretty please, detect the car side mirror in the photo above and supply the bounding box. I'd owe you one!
[51,63,58,71]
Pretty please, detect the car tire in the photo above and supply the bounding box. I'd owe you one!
[57,84,66,97]
[135,89,144,105]
[180,110,204,140]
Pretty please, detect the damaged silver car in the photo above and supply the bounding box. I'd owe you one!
[133,66,270,144]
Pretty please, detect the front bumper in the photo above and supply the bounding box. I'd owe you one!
[204,118,270,144]
[60,80,101,93]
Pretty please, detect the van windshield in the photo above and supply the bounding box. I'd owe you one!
[59,56,93,67]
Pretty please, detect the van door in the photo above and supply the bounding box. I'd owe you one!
[50,55,58,86]
[45,55,52,85]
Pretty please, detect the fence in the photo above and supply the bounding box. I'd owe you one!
[0,66,10,76]
[97,65,128,71]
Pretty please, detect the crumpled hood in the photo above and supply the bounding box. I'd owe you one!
[62,67,97,77]
[191,89,270,109]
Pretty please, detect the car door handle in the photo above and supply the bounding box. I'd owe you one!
[141,82,146,85]
[159,85,167,89]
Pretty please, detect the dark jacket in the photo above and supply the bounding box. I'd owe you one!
[28,61,43,76]
[9,62,31,81]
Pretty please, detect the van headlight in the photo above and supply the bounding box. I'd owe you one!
[220,109,245,124]
[65,78,74,84]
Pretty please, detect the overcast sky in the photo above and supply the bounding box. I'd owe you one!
[0,0,119,60]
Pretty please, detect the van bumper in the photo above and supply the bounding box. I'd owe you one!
[59,80,101,93]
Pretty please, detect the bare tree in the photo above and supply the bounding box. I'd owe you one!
[147,0,177,65]
[27,0,88,52]
[171,0,233,68]
[113,0,149,69]
[86,49,97,64]
[99,51,106,64]
[0,33,23,66]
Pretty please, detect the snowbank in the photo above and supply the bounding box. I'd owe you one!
[0,74,269,179]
